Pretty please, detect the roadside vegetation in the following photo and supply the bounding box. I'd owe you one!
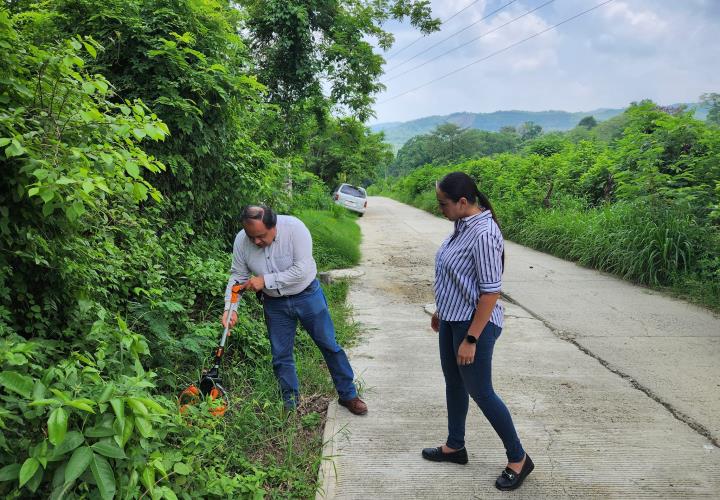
[372,101,720,312]
[0,1,432,498]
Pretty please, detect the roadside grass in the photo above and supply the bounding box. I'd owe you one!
[296,209,362,270]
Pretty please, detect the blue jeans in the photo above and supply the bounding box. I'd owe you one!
[263,279,357,407]
[439,319,525,462]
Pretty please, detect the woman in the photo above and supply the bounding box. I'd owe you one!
[422,171,534,491]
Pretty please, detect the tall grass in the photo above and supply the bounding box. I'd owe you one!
[296,209,361,270]
[513,202,705,286]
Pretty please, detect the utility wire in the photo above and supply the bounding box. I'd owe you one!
[385,0,484,61]
[385,0,519,76]
[384,0,555,83]
[379,0,616,104]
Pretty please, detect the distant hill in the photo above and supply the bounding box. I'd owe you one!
[371,105,707,150]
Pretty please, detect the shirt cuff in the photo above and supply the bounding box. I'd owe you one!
[478,283,501,294]
[264,273,278,290]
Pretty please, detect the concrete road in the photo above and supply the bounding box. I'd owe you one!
[317,197,720,499]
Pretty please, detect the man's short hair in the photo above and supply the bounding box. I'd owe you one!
[240,205,277,229]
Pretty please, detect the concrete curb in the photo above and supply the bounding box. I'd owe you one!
[316,401,339,499]
[318,268,365,284]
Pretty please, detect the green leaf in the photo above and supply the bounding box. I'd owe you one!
[82,41,97,58]
[132,128,147,140]
[29,398,61,407]
[125,161,140,178]
[127,398,148,416]
[134,417,153,438]
[121,416,134,446]
[18,457,39,488]
[41,189,56,204]
[51,462,66,489]
[26,466,43,493]
[32,381,47,400]
[50,388,71,403]
[91,440,126,459]
[137,397,166,414]
[48,407,68,446]
[66,399,95,413]
[0,371,34,398]
[99,384,114,404]
[132,182,148,201]
[172,462,191,475]
[160,486,178,500]
[144,123,165,140]
[84,424,115,438]
[90,453,116,500]
[80,108,103,122]
[0,463,21,481]
[5,139,26,157]
[110,398,124,422]
[94,79,108,93]
[50,430,84,460]
[141,466,155,494]
[65,446,92,484]
[55,176,75,185]
[0,138,10,147]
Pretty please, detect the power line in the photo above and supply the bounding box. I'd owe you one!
[379,0,616,105]
[385,0,485,61]
[385,0,520,76]
[384,0,555,83]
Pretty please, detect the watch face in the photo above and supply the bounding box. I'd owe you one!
[466,335,477,344]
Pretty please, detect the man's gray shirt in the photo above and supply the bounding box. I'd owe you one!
[224,215,317,309]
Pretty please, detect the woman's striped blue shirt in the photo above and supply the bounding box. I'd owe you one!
[434,210,504,328]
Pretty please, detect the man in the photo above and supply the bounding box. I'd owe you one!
[222,205,367,415]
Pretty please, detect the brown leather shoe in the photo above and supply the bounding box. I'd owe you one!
[339,396,368,415]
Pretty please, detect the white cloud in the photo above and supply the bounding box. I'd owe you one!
[603,1,667,37]
[370,0,720,124]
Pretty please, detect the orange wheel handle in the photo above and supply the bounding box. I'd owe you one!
[210,405,227,417]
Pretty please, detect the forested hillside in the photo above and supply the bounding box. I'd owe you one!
[371,104,709,150]
[0,1,435,498]
[372,101,720,311]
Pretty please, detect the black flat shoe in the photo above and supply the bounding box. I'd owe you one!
[421,446,468,465]
[495,454,534,491]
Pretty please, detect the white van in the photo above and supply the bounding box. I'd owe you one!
[333,183,367,216]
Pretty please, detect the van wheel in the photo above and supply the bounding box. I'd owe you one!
[358,213,364,217]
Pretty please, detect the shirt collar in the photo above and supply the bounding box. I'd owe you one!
[454,210,491,232]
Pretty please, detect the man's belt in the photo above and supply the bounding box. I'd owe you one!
[262,280,317,301]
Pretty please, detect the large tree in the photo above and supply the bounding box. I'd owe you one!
[240,0,439,129]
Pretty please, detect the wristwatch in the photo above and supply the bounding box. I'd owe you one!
[465,335,477,344]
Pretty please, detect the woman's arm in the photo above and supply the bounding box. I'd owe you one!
[457,292,500,365]
[469,292,500,338]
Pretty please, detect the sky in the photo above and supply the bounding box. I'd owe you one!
[369,0,720,124]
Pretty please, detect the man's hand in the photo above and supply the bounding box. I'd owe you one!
[222,310,238,328]
[243,275,265,292]
[431,311,439,332]
[457,340,476,366]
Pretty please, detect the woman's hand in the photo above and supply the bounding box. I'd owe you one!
[457,340,476,366]
[431,312,439,332]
